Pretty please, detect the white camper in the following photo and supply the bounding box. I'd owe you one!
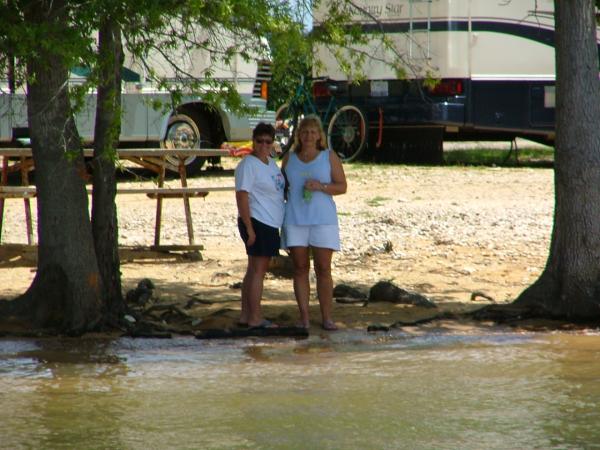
[0,33,275,174]
[312,0,592,161]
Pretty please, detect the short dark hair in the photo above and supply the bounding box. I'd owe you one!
[252,122,275,139]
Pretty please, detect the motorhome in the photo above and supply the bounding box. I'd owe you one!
[0,34,275,174]
[312,0,595,162]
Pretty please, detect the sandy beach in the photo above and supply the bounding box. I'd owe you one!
[0,155,554,332]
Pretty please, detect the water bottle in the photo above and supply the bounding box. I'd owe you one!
[303,187,312,202]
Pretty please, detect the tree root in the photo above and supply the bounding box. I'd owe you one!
[467,303,543,323]
[365,301,594,333]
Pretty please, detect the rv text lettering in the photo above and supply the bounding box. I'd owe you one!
[350,3,383,18]
[364,4,383,17]
[385,3,403,17]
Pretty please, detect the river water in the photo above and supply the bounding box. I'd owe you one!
[1,329,600,449]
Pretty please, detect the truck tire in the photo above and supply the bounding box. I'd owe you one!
[162,113,210,177]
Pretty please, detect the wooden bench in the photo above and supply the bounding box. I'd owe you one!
[121,186,235,251]
[0,186,37,198]
[0,185,235,251]
[1,154,35,244]
[1,148,238,251]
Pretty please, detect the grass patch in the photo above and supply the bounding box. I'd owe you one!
[366,196,391,207]
[346,161,397,170]
[444,147,554,167]
[344,144,554,168]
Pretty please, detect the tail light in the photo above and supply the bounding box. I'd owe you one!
[260,81,268,100]
[429,79,464,96]
[312,80,332,98]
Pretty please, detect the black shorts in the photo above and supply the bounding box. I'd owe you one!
[238,217,281,257]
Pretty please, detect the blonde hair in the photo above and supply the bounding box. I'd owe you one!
[292,115,327,153]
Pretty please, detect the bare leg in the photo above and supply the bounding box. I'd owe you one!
[313,247,337,329]
[289,246,311,328]
[241,255,271,327]
[239,256,251,324]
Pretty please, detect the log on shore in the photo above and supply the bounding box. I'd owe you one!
[195,326,309,339]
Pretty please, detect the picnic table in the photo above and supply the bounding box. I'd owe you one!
[0,147,237,252]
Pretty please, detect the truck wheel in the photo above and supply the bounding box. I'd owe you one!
[327,105,367,162]
[162,113,209,176]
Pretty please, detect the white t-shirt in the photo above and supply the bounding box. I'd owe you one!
[234,154,286,228]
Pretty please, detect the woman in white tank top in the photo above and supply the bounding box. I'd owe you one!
[281,115,347,331]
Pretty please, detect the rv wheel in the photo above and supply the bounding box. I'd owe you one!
[161,113,209,176]
[327,105,367,162]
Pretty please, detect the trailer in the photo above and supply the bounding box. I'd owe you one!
[0,34,275,175]
[312,0,597,162]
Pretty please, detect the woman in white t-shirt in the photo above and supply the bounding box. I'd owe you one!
[235,123,285,328]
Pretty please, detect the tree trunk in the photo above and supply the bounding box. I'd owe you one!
[91,19,125,324]
[516,0,600,319]
[13,0,103,333]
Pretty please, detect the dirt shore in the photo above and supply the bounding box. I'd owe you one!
[0,155,554,332]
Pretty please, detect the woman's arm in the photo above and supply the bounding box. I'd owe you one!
[235,190,256,246]
[306,150,347,195]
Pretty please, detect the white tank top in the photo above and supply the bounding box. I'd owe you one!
[283,149,338,226]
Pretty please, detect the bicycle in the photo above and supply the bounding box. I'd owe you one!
[274,76,367,162]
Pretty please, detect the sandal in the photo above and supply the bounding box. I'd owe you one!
[295,321,310,330]
[322,320,338,331]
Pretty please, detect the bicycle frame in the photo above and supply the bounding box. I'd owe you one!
[285,76,336,124]
[275,76,367,161]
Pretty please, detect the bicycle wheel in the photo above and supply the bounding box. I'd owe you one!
[327,105,367,162]
[275,103,300,155]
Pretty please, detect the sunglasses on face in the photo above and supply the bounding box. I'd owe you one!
[255,138,273,145]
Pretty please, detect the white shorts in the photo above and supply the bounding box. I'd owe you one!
[282,224,340,251]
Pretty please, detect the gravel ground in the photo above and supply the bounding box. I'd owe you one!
[0,158,554,308]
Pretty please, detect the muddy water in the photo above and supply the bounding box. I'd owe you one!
[1,330,600,449]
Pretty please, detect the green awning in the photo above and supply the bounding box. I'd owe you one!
[71,66,141,82]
